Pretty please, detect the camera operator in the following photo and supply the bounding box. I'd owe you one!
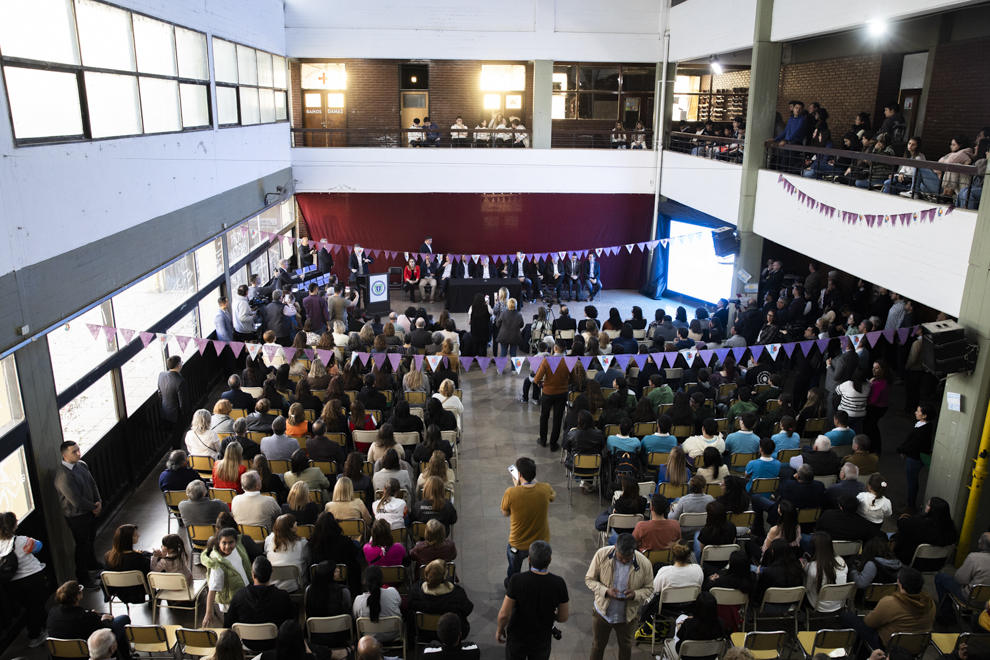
[496,540,569,660]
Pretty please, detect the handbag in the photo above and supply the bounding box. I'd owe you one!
[0,538,19,582]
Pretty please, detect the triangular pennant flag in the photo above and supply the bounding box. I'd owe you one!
[528,356,545,372]
[578,356,593,369]
[767,344,781,360]
[119,328,135,345]
[358,352,372,366]
[426,355,442,371]
[798,340,814,356]
[157,333,174,347]
[102,326,117,341]
[510,357,526,373]
[840,336,850,351]
[731,347,747,363]
[850,334,863,349]
[866,331,882,348]
[682,350,696,364]
[229,341,244,358]
[595,247,603,257]
[625,244,635,254]
[193,337,210,355]
[263,344,279,359]
[698,350,714,365]
[458,356,474,371]
[386,353,400,371]
[636,242,647,252]
[140,331,155,348]
[896,328,910,344]
[472,255,480,264]
[715,348,730,364]
[815,338,831,354]
[369,249,379,258]
[663,352,679,367]
[413,354,425,371]
[599,355,613,371]
[314,349,331,365]
[881,329,896,344]
[494,356,509,374]
[476,356,491,373]
[245,343,263,360]
[212,340,227,355]
[782,342,797,358]
[613,354,630,371]
[304,349,316,361]
[508,254,517,263]
[350,352,359,366]
[749,345,763,362]
[86,323,102,340]
[564,356,579,371]
[546,356,563,373]
[283,348,297,363]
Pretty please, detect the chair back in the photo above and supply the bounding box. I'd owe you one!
[645,548,673,565]
[45,639,89,659]
[573,454,602,475]
[856,472,876,484]
[379,565,407,589]
[164,490,188,508]
[813,475,837,487]
[303,409,317,422]
[603,424,620,437]
[307,614,353,637]
[415,611,442,633]
[887,632,933,658]
[555,329,575,340]
[367,410,383,423]
[760,586,806,609]
[297,524,314,538]
[657,482,687,499]
[187,525,214,550]
[346,390,358,403]
[750,478,778,494]
[660,584,702,605]
[229,408,248,420]
[678,512,707,528]
[741,630,786,652]
[808,628,857,656]
[362,461,374,476]
[188,455,215,478]
[910,543,954,571]
[312,389,327,401]
[242,387,263,398]
[247,431,267,443]
[231,622,279,641]
[174,628,218,652]
[704,483,723,497]
[390,527,408,544]
[124,625,170,651]
[606,513,644,532]
[405,391,428,405]
[601,387,617,400]
[637,481,655,498]
[238,524,268,543]
[700,544,739,564]
[647,452,669,468]
[814,583,857,611]
[633,422,657,437]
[209,488,236,504]
[672,425,693,439]
[310,460,336,475]
[322,432,346,448]
[803,417,826,436]
[831,540,862,557]
[410,521,428,542]
[101,570,149,596]
[352,430,378,447]
[270,564,300,584]
[356,615,403,639]
[395,432,421,446]
[729,452,758,467]
[633,329,647,339]
[863,582,898,603]
[665,368,683,381]
[728,511,755,527]
[796,508,821,524]
[338,519,366,540]
[717,382,735,398]
[709,587,748,607]
[678,639,725,659]
[268,460,291,474]
[715,418,729,434]
[765,399,781,412]
[968,585,990,605]
[777,448,800,463]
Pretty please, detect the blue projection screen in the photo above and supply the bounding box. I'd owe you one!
[666,221,735,305]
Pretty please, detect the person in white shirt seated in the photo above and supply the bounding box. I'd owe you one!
[611,122,627,149]
[450,116,469,148]
[630,121,648,149]
[475,256,493,280]
[494,119,509,147]
[264,514,311,592]
[474,119,491,148]
[408,118,424,147]
[433,379,464,431]
[510,119,529,148]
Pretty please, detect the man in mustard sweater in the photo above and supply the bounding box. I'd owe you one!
[838,566,935,649]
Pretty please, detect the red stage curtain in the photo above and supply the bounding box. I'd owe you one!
[296,192,654,290]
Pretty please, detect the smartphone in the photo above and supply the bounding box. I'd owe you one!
[345,286,350,293]
[508,465,519,480]
[485,295,490,303]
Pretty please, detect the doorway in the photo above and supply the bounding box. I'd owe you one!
[303,91,347,147]
[899,88,922,139]
[400,64,429,146]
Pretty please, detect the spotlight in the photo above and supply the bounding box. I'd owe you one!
[411,76,417,83]
[867,20,887,36]
[709,54,723,75]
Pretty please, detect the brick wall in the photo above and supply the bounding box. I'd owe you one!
[777,54,884,133]
[922,38,990,160]
[700,69,751,93]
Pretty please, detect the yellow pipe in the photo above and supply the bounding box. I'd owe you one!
[956,397,990,566]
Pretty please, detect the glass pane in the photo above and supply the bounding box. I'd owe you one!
[275,92,287,121]
[179,83,210,128]
[551,92,577,119]
[47,305,116,395]
[280,198,295,230]
[0,355,24,436]
[236,45,258,85]
[579,67,619,92]
[0,446,34,523]
[59,372,117,453]
[139,77,181,134]
[622,67,656,92]
[250,253,268,283]
[217,86,239,125]
[267,244,281,282]
[281,236,294,263]
[226,226,250,263]
[480,64,525,91]
[552,65,576,92]
[85,72,142,138]
[194,238,224,290]
[578,93,618,120]
[231,265,247,289]
[132,14,176,76]
[258,207,280,235]
[3,67,84,139]
[212,38,238,84]
[199,286,221,339]
[74,0,135,71]
[273,55,287,89]
[239,86,260,125]
[259,88,275,123]
[175,27,208,80]
[248,217,264,249]
[0,0,80,65]
[121,342,164,413]
[111,254,196,333]
[167,308,200,361]
[257,51,273,87]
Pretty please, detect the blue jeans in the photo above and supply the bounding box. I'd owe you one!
[855,177,886,190]
[803,162,836,179]
[882,178,913,195]
[505,544,529,586]
[935,571,965,618]
[499,343,517,358]
[905,457,924,510]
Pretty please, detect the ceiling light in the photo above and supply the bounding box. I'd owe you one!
[867,20,887,36]
[710,55,723,75]
[411,76,417,83]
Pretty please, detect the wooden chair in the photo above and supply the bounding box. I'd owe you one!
[765,399,781,412]
[310,460,336,476]
[796,628,857,659]
[338,519,366,541]
[147,572,206,624]
[229,408,248,420]
[710,587,749,633]
[268,459,291,474]
[163,490,188,533]
[728,511,755,528]
[45,638,90,659]
[173,628,218,658]
[326,432,347,447]
[729,631,787,660]
[603,424,620,437]
[410,521,428,542]
[100,570,150,615]
[188,455,215,481]
[238,524,269,543]
[247,431,267,443]
[796,507,822,526]
[312,389,326,401]
[345,390,358,403]
[717,383,736,398]
[124,625,173,658]
[566,454,602,506]
[303,409,317,422]
[941,584,990,629]
[860,583,898,611]
[209,488,236,504]
[715,418,729,434]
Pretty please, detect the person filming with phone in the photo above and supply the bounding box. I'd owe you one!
[501,457,555,589]
[585,533,654,660]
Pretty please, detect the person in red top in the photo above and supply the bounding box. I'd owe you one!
[533,341,569,452]
[403,258,422,303]
[348,401,378,452]
[212,442,246,493]
[632,493,682,554]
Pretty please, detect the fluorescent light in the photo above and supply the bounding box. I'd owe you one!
[867,20,887,36]
[710,55,723,75]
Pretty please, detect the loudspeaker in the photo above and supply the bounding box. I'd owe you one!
[712,227,739,257]
[921,320,978,375]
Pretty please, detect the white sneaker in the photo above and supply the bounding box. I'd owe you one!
[28,632,46,648]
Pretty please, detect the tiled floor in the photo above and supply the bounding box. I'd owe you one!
[2,290,932,660]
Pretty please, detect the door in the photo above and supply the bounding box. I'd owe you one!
[303,92,327,147]
[401,92,428,147]
[303,92,347,147]
[324,92,347,147]
[899,88,922,139]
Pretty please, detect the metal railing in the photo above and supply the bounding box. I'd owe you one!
[291,127,653,150]
[765,142,982,207]
[666,131,743,163]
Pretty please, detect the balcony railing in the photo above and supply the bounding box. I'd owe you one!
[291,127,653,150]
[666,131,744,163]
[764,142,982,208]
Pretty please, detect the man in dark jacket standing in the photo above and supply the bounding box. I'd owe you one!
[158,355,190,446]
[265,290,293,346]
[54,441,103,587]
[223,557,296,652]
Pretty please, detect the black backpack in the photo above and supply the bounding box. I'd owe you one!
[614,451,639,480]
[0,540,18,582]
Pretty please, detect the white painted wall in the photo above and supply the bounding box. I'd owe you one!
[0,0,291,278]
[900,52,929,89]
[659,151,741,225]
[753,171,976,316]
[291,148,657,194]
[284,0,663,61]
[772,0,978,43]
[668,0,757,63]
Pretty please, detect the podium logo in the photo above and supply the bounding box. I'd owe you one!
[371,281,387,297]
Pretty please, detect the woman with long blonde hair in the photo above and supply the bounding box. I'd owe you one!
[403,367,431,402]
[264,514,310,591]
[417,450,454,491]
[326,476,372,526]
[409,518,457,579]
[211,441,245,492]
[281,481,321,525]
[433,378,464,430]
[657,445,691,487]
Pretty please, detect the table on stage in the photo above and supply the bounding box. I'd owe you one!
[445,278,522,313]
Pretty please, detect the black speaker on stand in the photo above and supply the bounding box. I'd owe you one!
[921,320,978,377]
[712,228,739,258]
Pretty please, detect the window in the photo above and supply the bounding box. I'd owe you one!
[47,304,116,395]
[195,238,224,291]
[0,356,24,436]
[0,0,211,145]
[0,446,35,522]
[552,64,656,124]
[250,253,269,284]
[59,372,117,452]
[120,343,164,413]
[481,65,525,92]
[167,309,200,361]
[231,265,248,290]
[111,254,196,334]
[267,243,282,281]
[226,225,251,264]
[213,37,287,127]
[279,199,295,230]
[199,286,222,339]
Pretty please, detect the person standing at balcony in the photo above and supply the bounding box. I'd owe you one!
[451,117,469,148]
[582,254,602,302]
[159,355,191,442]
[565,253,583,302]
[774,100,809,172]
[233,285,256,341]
[55,441,103,589]
[879,102,907,147]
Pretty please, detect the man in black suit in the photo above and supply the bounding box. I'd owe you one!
[317,244,335,277]
[298,237,314,268]
[275,259,302,291]
[455,255,472,279]
[501,251,532,301]
[410,318,433,349]
[738,298,763,345]
[581,254,602,301]
[223,557,297,652]
[265,290,293,346]
[158,355,190,444]
[564,254,582,302]
[472,256,494,280]
[348,244,374,310]
[246,399,279,433]
[543,254,565,301]
[419,235,434,256]
[760,259,784,301]
[552,306,577,348]
[221,375,255,411]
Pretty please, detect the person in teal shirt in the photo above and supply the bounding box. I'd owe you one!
[646,374,673,407]
[724,411,761,456]
[744,438,781,492]
[825,410,856,446]
[771,416,801,458]
[606,418,641,454]
[641,414,676,456]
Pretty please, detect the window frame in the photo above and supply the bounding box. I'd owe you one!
[0,0,213,146]
[211,35,288,128]
[552,62,657,122]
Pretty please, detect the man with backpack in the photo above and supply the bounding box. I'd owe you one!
[606,419,642,486]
